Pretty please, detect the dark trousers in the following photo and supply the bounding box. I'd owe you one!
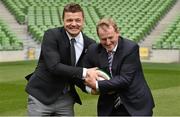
[110,104,130,116]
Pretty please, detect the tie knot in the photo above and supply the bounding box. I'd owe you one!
[71,38,76,44]
[108,51,114,56]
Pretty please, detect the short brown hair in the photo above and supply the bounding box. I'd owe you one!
[62,3,84,19]
[96,18,119,36]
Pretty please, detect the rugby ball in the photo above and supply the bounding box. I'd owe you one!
[96,69,111,80]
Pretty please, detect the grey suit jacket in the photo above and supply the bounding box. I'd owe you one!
[25,27,95,105]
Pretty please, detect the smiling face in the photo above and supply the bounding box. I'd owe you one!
[63,12,84,37]
[98,25,119,52]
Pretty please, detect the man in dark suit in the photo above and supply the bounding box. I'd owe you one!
[25,3,97,116]
[84,18,155,116]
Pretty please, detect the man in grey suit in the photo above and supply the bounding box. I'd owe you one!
[25,3,97,116]
[85,18,155,116]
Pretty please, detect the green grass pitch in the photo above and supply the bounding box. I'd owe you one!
[0,61,180,116]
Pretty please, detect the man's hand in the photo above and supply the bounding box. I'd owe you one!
[84,67,98,89]
[86,67,98,79]
[85,68,108,89]
[85,74,97,89]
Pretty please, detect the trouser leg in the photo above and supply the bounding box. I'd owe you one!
[27,93,74,116]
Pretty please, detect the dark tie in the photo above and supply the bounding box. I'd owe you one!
[63,38,76,94]
[70,38,76,66]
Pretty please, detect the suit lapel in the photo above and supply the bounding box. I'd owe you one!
[82,35,89,54]
[56,27,71,65]
[112,38,124,75]
[61,27,71,48]
[97,45,109,70]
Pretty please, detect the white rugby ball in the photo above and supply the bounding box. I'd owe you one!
[96,69,111,80]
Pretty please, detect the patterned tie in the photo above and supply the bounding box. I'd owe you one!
[70,38,76,66]
[108,51,114,77]
[108,51,121,108]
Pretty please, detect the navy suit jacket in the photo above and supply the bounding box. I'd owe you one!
[84,37,155,116]
[25,27,95,105]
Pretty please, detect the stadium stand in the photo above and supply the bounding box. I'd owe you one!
[0,0,180,62]
[1,0,177,43]
[0,18,23,50]
[1,0,26,24]
[94,0,177,42]
[152,15,180,49]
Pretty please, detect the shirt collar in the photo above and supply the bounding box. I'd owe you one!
[66,31,82,43]
[107,43,118,53]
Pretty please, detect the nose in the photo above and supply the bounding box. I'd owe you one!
[71,20,77,26]
[105,39,111,45]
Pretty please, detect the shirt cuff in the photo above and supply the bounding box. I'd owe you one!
[96,81,99,92]
[85,86,92,94]
[83,68,87,78]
